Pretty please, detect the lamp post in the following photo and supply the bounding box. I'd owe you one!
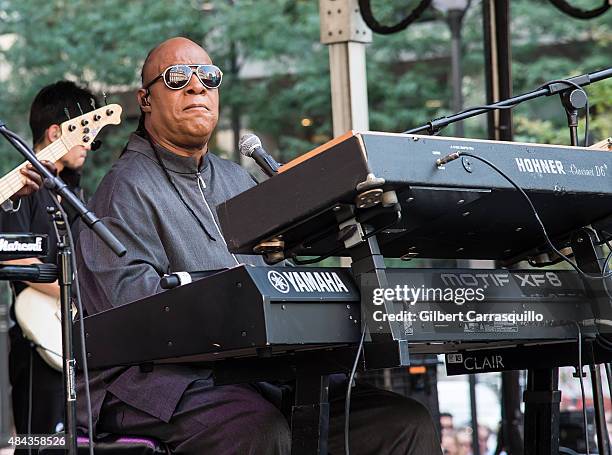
[433,0,470,137]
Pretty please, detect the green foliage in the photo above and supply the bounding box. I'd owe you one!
[0,0,610,197]
[588,74,612,139]
[0,0,206,193]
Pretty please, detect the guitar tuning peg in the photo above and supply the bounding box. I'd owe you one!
[64,108,71,120]
[103,92,108,106]
[90,98,96,110]
[77,102,84,116]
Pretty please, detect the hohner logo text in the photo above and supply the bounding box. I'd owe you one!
[515,158,566,174]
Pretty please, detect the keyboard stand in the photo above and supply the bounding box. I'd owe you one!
[524,228,612,455]
[570,229,611,455]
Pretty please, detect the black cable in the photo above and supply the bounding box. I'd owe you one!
[528,252,574,268]
[604,242,612,301]
[361,210,402,241]
[456,80,588,144]
[406,77,591,139]
[149,138,216,241]
[358,0,432,35]
[344,323,367,455]
[528,251,604,269]
[432,104,517,137]
[456,103,517,116]
[291,246,345,265]
[548,0,610,19]
[444,152,611,281]
[50,194,94,455]
[429,104,516,136]
[572,321,590,455]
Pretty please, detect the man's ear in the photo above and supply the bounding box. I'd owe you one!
[46,124,62,143]
[137,88,152,112]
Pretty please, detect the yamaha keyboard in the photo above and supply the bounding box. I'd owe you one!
[78,265,612,373]
[217,132,612,264]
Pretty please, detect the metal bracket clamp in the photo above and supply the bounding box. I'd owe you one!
[355,189,382,209]
[319,0,373,45]
[253,236,285,264]
[338,217,364,249]
[355,173,385,209]
[356,173,385,192]
[380,189,398,208]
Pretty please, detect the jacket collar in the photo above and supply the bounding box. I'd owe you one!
[126,133,210,174]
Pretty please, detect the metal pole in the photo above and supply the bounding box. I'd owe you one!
[523,368,561,455]
[482,0,512,141]
[590,364,611,455]
[327,43,370,136]
[447,9,464,137]
[469,374,481,455]
[319,0,372,137]
[498,372,523,455]
[53,212,78,455]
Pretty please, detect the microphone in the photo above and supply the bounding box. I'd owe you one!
[239,134,280,177]
[0,263,57,282]
[160,269,228,289]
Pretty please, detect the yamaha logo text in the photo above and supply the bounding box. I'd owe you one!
[267,270,349,294]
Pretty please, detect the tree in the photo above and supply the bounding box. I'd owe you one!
[0,0,208,190]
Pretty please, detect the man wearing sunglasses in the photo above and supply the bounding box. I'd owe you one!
[75,37,440,454]
[1,80,97,444]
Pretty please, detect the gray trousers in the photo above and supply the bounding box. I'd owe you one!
[95,379,441,455]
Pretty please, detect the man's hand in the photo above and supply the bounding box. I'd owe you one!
[13,161,57,199]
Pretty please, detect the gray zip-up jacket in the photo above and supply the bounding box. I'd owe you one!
[75,133,265,429]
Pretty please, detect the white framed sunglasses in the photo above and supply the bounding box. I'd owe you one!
[143,64,223,91]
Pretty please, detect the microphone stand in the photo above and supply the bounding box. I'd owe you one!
[404,67,612,138]
[50,207,77,455]
[560,88,587,147]
[0,121,127,455]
